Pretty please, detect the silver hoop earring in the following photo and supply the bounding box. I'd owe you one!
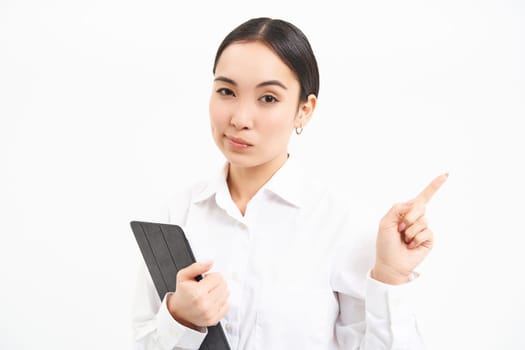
[295,127,303,135]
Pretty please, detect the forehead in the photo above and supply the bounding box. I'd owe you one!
[214,41,299,89]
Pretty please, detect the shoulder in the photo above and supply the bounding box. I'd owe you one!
[166,162,226,224]
[166,180,209,225]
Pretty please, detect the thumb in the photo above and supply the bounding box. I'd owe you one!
[177,261,213,282]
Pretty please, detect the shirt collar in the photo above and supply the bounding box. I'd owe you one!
[190,163,229,204]
[190,155,306,208]
[263,155,306,208]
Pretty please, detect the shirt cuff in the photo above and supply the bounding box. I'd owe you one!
[156,292,207,349]
[366,270,418,322]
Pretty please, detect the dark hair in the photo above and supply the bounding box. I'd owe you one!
[212,17,320,102]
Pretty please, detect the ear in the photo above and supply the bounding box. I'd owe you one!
[294,94,317,129]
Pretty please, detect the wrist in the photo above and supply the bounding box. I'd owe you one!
[166,293,205,332]
[371,263,410,285]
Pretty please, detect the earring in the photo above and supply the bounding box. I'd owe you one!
[295,127,303,135]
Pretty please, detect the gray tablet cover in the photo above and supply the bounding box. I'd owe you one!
[130,220,231,350]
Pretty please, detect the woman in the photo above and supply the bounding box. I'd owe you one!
[132,17,447,349]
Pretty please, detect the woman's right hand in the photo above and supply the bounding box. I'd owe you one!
[167,261,230,331]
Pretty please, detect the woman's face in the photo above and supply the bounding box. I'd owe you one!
[209,41,312,169]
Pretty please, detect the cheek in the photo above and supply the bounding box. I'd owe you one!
[209,97,230,128]
[263,106,297,134]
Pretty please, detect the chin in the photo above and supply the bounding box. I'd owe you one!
[226,152,287,171]
[225,153,261,168]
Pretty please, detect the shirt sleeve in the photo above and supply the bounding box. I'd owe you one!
[330,220,425,349]
[337,271,425,349]
[131,260,207,350]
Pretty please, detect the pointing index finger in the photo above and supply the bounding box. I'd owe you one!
[416,173,448,204]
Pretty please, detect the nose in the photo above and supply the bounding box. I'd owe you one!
[230,101,254,130]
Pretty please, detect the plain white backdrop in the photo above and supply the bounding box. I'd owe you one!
[1,1,524,349]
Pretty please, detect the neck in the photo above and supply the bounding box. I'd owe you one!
[227,153,288,215]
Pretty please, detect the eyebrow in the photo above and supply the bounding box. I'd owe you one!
[214,76,288,90]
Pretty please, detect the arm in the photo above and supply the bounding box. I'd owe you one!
[335,271,425,349]
[335,174,447,349]
[131,260,208,350]
[132,187,230,349]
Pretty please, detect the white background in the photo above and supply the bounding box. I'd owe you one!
[1,1,524,349]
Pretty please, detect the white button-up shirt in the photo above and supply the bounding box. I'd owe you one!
[132,157,424,349]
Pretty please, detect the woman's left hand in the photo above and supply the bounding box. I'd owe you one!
[372,173,448,285]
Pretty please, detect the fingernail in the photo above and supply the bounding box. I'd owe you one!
[408,241,416,249]
[406,198,416,205]
[398,222,407,232]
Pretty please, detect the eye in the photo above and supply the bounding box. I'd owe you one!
[216,88,235,97]
[259,94,278,104]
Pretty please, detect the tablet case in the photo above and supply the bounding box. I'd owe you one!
[130,220,231,350]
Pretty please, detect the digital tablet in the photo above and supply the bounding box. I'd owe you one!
[130,220,231,350]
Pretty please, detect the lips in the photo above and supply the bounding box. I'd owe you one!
[226,135,253,147]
